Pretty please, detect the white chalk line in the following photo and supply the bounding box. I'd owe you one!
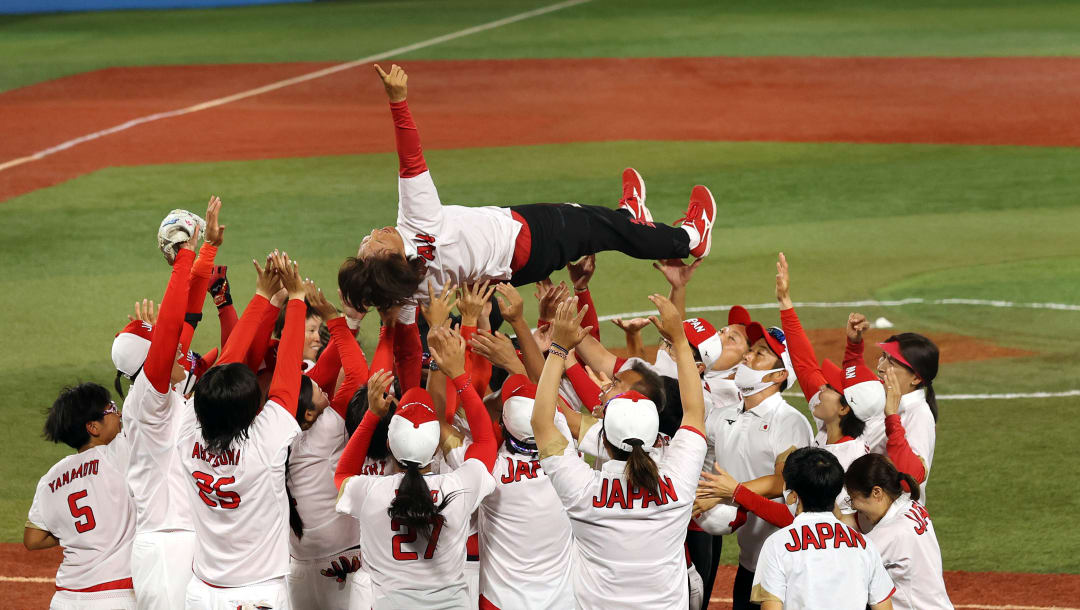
[707,600,1079,610]
[0,0,594,174]
[602,297,1080,402]
[1,575,51,583]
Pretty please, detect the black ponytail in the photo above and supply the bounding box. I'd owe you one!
[838,407,866,439]
[886,333,940,422]
[285,447,303,539]
[605,437,662,498]
[844,453,921,503]
[387,462,457,539]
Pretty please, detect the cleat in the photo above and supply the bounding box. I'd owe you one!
[618,167,653,223]
[677,185,716,259]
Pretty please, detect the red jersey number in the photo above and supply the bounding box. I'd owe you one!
[192,472,241,509]
[67,490,96,533]
[390,518,444,560]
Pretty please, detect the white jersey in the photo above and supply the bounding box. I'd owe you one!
[336,458,497,610]
[27,437,136,591]
[862,388,936,502]
[122,373,195,533]
[177,400,301,586]
[709,392,814,570]
[287,408,363,561]
[540,427,706,609]
[396,171,523,305]
[446,434,575,609]
[813,432,870,514]
[861,495,952,610]
[752,511,895,610]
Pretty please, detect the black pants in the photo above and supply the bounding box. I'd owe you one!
[732,564,761,610]
[686,531,724,610]
[509,203,691,286]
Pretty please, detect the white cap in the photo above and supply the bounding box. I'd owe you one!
[112,320,153,377]
[842,362,886,422]
[387,388,441,467]
[157,209,205,264]
[502,396,535,443]
[602,391,660,453]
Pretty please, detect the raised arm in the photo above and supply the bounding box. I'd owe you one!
[307,283,365,419]
[217,256,278,365]
[375,63,427,179]
[776,252,826,402]
[653,258,702,321]
[335,370,394,490]
[429,326,497,472]
[568,256,601,342]
[393,307,423,391]
[266,253,307,416]
[649,293,705,434]
[144,241,195,393]
[532,299,591,455]
[494,283,545,381]
[180,197,225,357]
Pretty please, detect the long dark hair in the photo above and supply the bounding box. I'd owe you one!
[338,255,426,314]
[886,333,940,421]
[345,386,394,459]
[826,387,866,439]
[387,462,457,539]
[45,383,112,449]
[605,437,662,498]
[193,363,263,454]
[296,376,316,428]
[844,453,921,503]
[285,448,304,539]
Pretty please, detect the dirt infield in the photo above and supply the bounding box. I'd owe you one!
[4,57,1080,201]
[3,544,1077,608]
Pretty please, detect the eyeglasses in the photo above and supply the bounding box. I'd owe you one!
[102,400,118,416]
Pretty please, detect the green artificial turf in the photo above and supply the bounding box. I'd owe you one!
[4,0,1080,91]
[1,140,1078,573]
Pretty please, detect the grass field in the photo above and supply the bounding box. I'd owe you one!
[2,0,1078,576]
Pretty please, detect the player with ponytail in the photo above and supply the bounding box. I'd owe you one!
[334,323,497,609]
[532,294,707,609]
[844,453,953,610]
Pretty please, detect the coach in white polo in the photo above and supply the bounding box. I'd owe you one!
[709,322,813,610]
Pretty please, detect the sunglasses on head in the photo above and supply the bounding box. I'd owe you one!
[102,400,118,416]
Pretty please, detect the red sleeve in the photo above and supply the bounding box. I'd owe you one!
[328,318,369,419]
[733,484,794,528]
[844,337,866,368]
[244,301,281,372]
[575,289,601,342]
[370,325,395,376]
[217,304,238,348]
[145,249,194,393]
[393,322,423,391]
[459,326,492,399]
[390,100,427,178]
[444,376,460,422]
[335,410,380,490]
[885,414,927,484]
[268,299,307,416]
[178,243,217,356]
[218,294,272,365]
[306,332,343,401]
[565,362,603,412]
[779,308,827,403]
[453,374,497,472]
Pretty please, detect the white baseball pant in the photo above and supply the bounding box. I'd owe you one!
[50,589,136,610]
[184,576,289,610]
[286,553,371,610]
[131,530,196,609]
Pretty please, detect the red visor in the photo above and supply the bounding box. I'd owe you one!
[878,341,913,370]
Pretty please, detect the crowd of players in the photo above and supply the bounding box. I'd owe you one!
[25,64,953,610]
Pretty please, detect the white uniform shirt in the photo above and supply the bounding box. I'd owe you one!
[396,171,522,305]
[813,431,870,514]
[861,495,952,610]
[752,511,895,609]
[446,439,575,610]
[336,458,497,610]
[287,408,363,561]
[177,400,301,586]
[122,373,195,534]
[27,436,135,590]
[709,392,814,570]
[540,427,706,609]
[862,388,936,502]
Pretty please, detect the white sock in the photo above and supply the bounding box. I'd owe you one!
[683,225,701,249]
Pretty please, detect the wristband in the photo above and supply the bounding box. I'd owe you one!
[184,312,203,328]
[428,359,439,372]
[549,342,569,359]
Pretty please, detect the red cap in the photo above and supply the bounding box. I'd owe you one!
[820,359,844,392]
[396,388,438,428]
[500,373,537,404]
[683,317,718,346]
[878,341,913,369]
[746,322,786,358]
[115,319,153,341]
[842,360,880,390]
[728,305,751,327]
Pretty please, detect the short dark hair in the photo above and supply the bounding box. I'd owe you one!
[296,375,316,427]
[193,363,263,454]
[273,299,320,339]
[44,383,112,449]
[657,375,682,437]
[338,255,426,314]
[628,362,666,413]
[782,447,844,513]
[345,385,394,460]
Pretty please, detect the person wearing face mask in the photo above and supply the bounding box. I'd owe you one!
[708,318,812,610]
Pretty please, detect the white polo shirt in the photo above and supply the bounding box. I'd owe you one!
[860,495,953,610]
[752,511,895,609]
[813,431,870,515]
[709,391,814,570]
[396,171,523,305]
[861,388,936,502]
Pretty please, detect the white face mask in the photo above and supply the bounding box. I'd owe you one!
[734,364,784,396]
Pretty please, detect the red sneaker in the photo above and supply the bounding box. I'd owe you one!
[618,167,653,223]
[678,185,716,259]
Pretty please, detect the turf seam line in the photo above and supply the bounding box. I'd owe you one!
[0,0,593,175]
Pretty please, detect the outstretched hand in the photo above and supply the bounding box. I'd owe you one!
[374,64,407,103]
[776,252,793,309]
[366,370,395,418]
[612,317,650,334]
[551,297,592,351]
[647,293,683,343]
[253,252,280,299]
[428,325,467,378]
[127,299,158,325]
[271,252,304,300]
[420,279,457,328]
[653,258,701,289]
[846,312,869,344]
[567,255,596,291]
[458,280,495,327]
[204,196,226,247]
[494,283,524,324]
[305,280,341,321]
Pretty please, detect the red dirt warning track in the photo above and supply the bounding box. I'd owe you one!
[4,57,1080,201]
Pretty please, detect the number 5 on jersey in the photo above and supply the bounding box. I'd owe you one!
[192,472,241,509]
